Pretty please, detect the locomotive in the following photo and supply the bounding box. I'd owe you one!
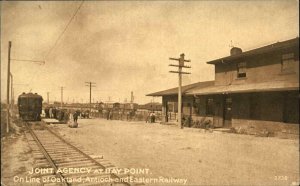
[18,92,43,121]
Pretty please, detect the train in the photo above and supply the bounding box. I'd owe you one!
[18,92,43,121]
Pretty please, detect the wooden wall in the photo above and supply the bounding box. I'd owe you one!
[214,51,299,86]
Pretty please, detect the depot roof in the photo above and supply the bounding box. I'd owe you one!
[187,81,299,95]
[146,81,214,96]
[207,37,299,65]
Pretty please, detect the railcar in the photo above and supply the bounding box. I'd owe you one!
[18,92,43,121]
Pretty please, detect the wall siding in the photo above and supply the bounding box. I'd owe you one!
[215,52,299,86]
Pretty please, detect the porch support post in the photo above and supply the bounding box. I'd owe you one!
[162,96,168,122]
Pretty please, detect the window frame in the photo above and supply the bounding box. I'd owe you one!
[237,61,247,78]
[281,53,295,73]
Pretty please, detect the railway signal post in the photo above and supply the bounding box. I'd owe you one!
[169,53,191,129]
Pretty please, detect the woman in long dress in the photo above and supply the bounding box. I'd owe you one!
[68,112,78,128]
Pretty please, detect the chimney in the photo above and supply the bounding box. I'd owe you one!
[230,47,242,56]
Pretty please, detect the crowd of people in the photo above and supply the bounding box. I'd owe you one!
[43,107,159,128]
[43,107,92,128]
[44,107,57,119]
[96,109,159,123]
[105,109,136,121]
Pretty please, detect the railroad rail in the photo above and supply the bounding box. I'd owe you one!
[24,121,135,186]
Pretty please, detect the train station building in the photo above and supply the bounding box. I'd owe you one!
[147,37,299,134]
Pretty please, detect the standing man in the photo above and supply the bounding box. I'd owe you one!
[52,107,57,119]
[49,107,53,118]
[119,110,123,120]
[150,112,156,123]
[45,107,50,118]
[146,111,150,123]
[109,110,113,120]
[150,112,153,123]
[73,111,78,123]
[107,110,110,120]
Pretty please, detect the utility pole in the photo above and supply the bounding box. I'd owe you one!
[60,87,65,109]
[6,41,11,133]
[11,59,45,65]
[130,91,134,103]
[10,73,13,117]
[12,88,14,109]
[151,97,154,112]
[85,82,96,113]
[5,42,44,131]
[169,53,191,129]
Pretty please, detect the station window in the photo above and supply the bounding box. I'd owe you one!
[206,98,214,116]
[281,53,295,73]
[237,62,247,78]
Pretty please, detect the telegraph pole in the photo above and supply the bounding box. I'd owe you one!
[6,41,12,133]
[130,91,134,103]
[169,53,191,129]
[85,82,96,113]
[10,73,13,117]
[5,42,44,133]
[60,87,65,109]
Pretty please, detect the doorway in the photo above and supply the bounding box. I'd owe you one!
[223,97,232,128]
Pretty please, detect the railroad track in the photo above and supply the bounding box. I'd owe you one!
[24,121,138,186]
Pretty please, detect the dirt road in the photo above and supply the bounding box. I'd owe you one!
[50,118,299,186]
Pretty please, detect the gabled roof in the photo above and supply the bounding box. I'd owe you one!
[207,37,299,65]
[146,81,214,96]
[187,81,299,95]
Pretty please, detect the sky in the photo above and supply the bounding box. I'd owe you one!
[1,1,299,104]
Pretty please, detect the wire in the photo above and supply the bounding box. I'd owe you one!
[11,59,45,64]
[26,1,84,93]
[45,0,84,60]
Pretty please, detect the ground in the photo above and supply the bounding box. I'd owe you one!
[52,118,299,186]
[1,133,36,186]
[1,118,299,186]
